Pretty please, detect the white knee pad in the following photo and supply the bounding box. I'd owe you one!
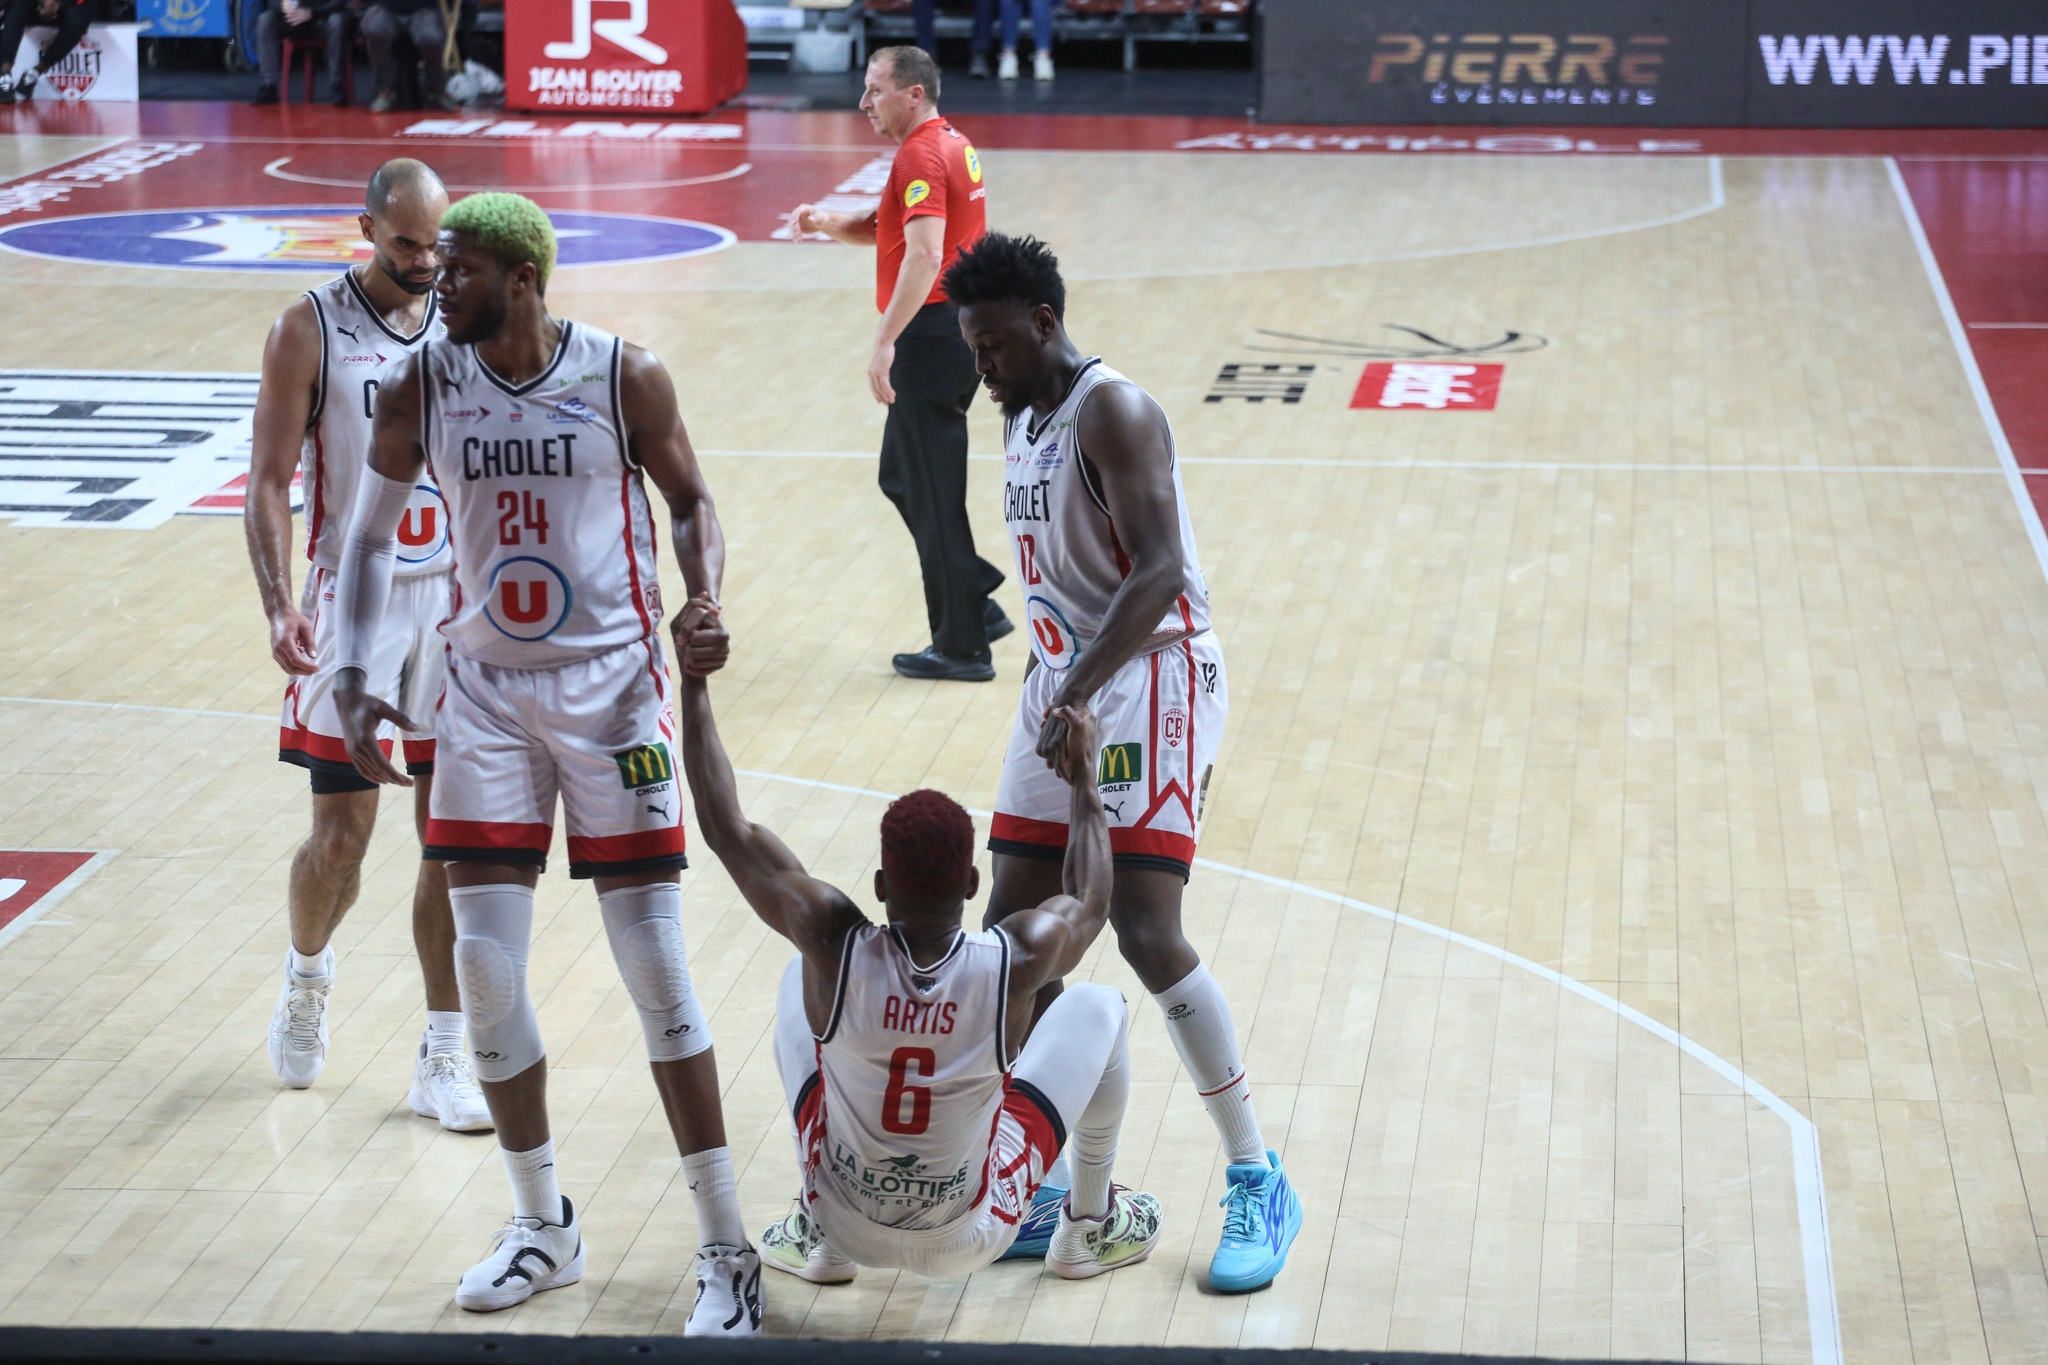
[448,884,546,1083]
[598,883,711,1062]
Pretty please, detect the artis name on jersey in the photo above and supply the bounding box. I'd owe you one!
[459,434,578,481]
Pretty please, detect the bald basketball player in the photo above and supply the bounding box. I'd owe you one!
[245,158,490,1132]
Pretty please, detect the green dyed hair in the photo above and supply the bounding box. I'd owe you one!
[441,192,557,291]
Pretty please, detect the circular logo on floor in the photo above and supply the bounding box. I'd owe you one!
[0,206,733,271]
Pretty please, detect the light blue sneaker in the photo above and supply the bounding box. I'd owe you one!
[1208,1150,1302,1292]
[997,1179,1068,1261]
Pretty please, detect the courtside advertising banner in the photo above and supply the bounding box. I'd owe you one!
[1259,1,2048,126]
[1748,1,2048,125]
[1260,1,1743,126]
[9,22,137,102]
[505,0,747,116]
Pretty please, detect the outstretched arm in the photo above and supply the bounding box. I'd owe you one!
[331,353,428,787]
[999,704,1114,1008]
[622,342,730,681]
[676,667,864,978]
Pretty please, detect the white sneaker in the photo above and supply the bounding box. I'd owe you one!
[685,1244,763,1337]
[408,1041,494,1132]
[267,948,332,1089]
[1034,51,1055,81]
[455,1196,586,1311]
[1046,1186,1163,1280]
[998,49,1019,79]
[759,1200,857,1283]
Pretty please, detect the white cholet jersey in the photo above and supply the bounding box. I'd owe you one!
[1001,359,1211,672]
[302,270,450,576]
[812,924,1013,1233]
[418,320,663,669]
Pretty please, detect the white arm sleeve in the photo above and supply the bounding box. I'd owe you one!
[333,469,414,677]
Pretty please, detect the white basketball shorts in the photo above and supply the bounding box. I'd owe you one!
[279,566,450,795]
[989,632,1227,878]
[423,635,688,880]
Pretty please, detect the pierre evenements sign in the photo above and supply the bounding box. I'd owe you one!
[1260,1,2048,127]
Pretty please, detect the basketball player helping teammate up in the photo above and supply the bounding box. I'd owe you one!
[284,172,1300,1322]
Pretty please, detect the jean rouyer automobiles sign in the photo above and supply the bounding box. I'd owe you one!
[505,0,746,116]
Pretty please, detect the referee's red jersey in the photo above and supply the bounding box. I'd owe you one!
[876,117,987,313]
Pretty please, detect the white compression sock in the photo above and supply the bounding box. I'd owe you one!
[503,1140,563,1223]
[1066,1014,1131,1220]
[681,1146,747,1251]
[1043,1151,1072,1190]
[424,1010,465,1055]
[1152,962,1269,1167]
[290,946,331,979]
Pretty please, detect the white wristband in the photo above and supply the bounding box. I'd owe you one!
[334,470,413,677]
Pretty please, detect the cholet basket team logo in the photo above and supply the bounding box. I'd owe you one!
[0,206,734,271]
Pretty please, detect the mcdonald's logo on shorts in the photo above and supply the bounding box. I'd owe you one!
[1098,743,1142,787]
[614,742,674,789]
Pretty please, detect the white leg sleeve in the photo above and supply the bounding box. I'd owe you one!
[597,882,711,1062]
[1010,982,1129,1141]
[773,955,816,1117]
[449,883,545,1082]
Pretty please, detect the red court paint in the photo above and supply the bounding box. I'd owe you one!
[1898,159,2048,522]
[0,850,100,934]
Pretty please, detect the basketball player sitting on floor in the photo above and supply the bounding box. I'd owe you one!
[676,660,1163,1284]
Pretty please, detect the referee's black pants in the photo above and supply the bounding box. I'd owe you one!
[878,301,1005,662]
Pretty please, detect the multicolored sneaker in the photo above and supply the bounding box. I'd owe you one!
[1208,1151,1303,1293]
[1046,1186,1164,1280]
[996,1179,1067,1261]
[759,1200,857,1284]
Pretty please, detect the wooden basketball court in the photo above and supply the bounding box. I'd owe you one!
[2,105,2047,1362]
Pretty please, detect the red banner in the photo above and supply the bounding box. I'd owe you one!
[505,0,747,116]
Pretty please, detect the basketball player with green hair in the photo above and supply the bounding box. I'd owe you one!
[331,192,762,1333]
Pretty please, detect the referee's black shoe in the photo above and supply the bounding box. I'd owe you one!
[893,647,996,682]
[983,600,1015,642]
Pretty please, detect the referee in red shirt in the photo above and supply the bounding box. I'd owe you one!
[791,45,1011,682]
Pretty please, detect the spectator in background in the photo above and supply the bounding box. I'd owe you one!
[908,0,1002,80]
[0,0,92,103]
[252,0,353,106]
[996,0,1053,81]
[362,0,458,113]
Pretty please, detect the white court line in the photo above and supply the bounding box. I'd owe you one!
[700,448,1999,475]
[0,849,115,952]
[1886,157,2048,588]
[263,156,755,194]
[1069,155,1725,281]
[1968,322,2048,329]
[0,695,1846,1364]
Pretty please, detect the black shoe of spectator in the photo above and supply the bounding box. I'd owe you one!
[11,72,41,101]
[892,647,995,682]
[329,86,350,107]
[982,600,1014,642]
[434,91,462,112]
[251,84,280,105]
[970,50,991,79]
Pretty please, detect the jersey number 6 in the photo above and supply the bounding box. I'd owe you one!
[882,1045,935,1136]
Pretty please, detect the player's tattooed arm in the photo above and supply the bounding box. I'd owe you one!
[676,669,864,1019]
[1000,704,1113,1031]
[332,355,429,787]
[246,298,322,676]
[1036,383,1186,765]
[624,342,730,679]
